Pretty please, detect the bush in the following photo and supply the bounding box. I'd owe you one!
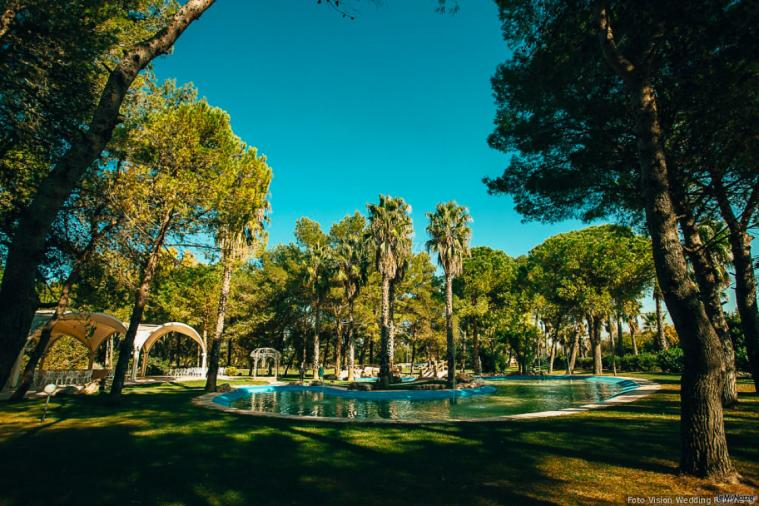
[225,366,239,377]
[657,347,684,373]
[145,357,171,376]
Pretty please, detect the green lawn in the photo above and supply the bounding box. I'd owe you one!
[0,374,756,506]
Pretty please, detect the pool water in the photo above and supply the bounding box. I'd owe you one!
[212,376,639,422]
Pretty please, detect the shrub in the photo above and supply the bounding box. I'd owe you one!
[657,347,684,373]
[145,357,171,376]
[225,366,239,377]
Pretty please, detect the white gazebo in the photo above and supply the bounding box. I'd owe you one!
[250,348,281,379]
[3,311,206,391]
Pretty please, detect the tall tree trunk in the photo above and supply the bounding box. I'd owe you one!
[388,279,396,371]
[0,0,216,389]
[608,318,617,376]
[567,327,579,374]
[472,318,482,375]
[670,167,737,405]
[445,274,456,388]
[312,301,321,380]
[587,315,603,375]
[378,276,391,387]
[205,255,234,392]
[629,317,639,355]
[711,176,759,391]
[335,318,342,377]
[654,290,668,351]
[110,208,174,400]
[347,300,356,382]
[616,313,625,357]
[598,5,735,479]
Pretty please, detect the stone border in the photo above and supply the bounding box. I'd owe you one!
[192,376,660,425]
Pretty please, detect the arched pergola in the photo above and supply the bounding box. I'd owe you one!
[133,322,207,379]
[5,310,127,390]
[250,348,281,379]
[3,312,207,391]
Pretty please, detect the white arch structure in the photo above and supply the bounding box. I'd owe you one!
[4,311,206,390]
[133,322,206,379]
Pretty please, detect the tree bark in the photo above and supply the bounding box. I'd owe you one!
[335,318,342,377]
[629,317,639,355]
[0,0,216,389]
[669,167,737,405]
[711,176,759,391]
[378,276,391,388]
[205,249,234,392]
[472,318,482,375]
[587,315,603,374]
[347,300,356,381]
[110,208,174,400]
[445,274,456,388]
[654,290,668,351]
[597,4,735,480]
[616,313,625,357]
[312,301,321,380]
[567,327,579,374]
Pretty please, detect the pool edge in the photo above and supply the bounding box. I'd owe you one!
[191,376,661,425]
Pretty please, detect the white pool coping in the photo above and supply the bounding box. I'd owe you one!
[192,376,660,425]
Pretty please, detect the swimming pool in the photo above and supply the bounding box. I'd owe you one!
[208,376,644,422]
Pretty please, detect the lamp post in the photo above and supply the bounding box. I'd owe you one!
[41,383,56,422]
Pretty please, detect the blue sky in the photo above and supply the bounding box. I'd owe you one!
[154,0,584,257]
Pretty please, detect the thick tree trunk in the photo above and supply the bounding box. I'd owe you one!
[597,10,735,478]
[711,177,759,391]
[587,315,603,375]
[670,167,737,405]
[0,0,216,389]
[378,276,392,388]
[388,280,397,371]
[445,274,456,388]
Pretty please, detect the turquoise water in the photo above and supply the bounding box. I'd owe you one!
[212,376,639,422]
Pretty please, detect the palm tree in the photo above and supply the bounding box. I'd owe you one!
[304,241,331,380]
[205,148,271,392]
[426,201,472,388]
[367,195,413,388]
[331,213,370,382]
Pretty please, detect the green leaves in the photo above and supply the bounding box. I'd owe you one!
[425,201,472,279]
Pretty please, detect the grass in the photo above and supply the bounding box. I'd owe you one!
[0,374,756,506]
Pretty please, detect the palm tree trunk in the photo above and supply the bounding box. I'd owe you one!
[629,317,639,355]
[335,318,342,378]
[473,318,482,375]
[616,313,625,357]
[347,300,356,382]
[0,0,216,389]
[445,274,455,388]
[378,276,391,388]
[312,301,321,380]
